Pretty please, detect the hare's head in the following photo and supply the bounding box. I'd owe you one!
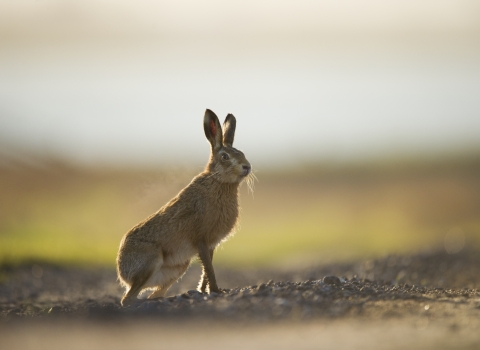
[203,109,251,184]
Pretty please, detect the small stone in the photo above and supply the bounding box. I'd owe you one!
[257,283,267,291]
[360,287,375,295]
[7,308,22,316]
[48,306,63,314]
[323,276,341,286]
[137,300,159,311]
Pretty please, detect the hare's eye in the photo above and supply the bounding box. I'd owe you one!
[221,153,230,161]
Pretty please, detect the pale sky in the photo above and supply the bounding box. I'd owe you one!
[1,1,479,167]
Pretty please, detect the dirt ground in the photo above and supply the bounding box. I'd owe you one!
[1,249,480,349]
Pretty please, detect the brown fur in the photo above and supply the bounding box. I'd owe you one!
[116,109,251,306]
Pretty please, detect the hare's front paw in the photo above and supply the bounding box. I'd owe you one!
[210,287,230,295]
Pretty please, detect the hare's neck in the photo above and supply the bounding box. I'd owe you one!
[198,172,239,196]
[215,181,239,197]
[210,177,239,196]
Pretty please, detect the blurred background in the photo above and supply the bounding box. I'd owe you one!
[1,0,479,267]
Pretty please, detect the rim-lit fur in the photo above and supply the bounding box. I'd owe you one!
[116,109,251,306]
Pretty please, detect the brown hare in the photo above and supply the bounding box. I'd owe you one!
[116,109,252,307]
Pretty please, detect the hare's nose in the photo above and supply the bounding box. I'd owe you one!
[242,165,251,176]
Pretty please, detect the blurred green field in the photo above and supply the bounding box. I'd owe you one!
[1,155,479,267]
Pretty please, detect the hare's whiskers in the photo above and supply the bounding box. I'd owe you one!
[250,171,259,183]
[206,171,220,179]
[245,171,257,196]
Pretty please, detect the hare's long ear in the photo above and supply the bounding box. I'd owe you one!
[222,114,236,147]
[204,109,223,151]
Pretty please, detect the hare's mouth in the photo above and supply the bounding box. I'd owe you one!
[241,165,251,177]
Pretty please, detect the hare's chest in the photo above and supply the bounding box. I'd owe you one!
[205,197,239,242]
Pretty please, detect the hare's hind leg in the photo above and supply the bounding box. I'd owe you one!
[121,270,154,307]
[147,279,176,299]
[147,262,190,299]
[120,255,161,307]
